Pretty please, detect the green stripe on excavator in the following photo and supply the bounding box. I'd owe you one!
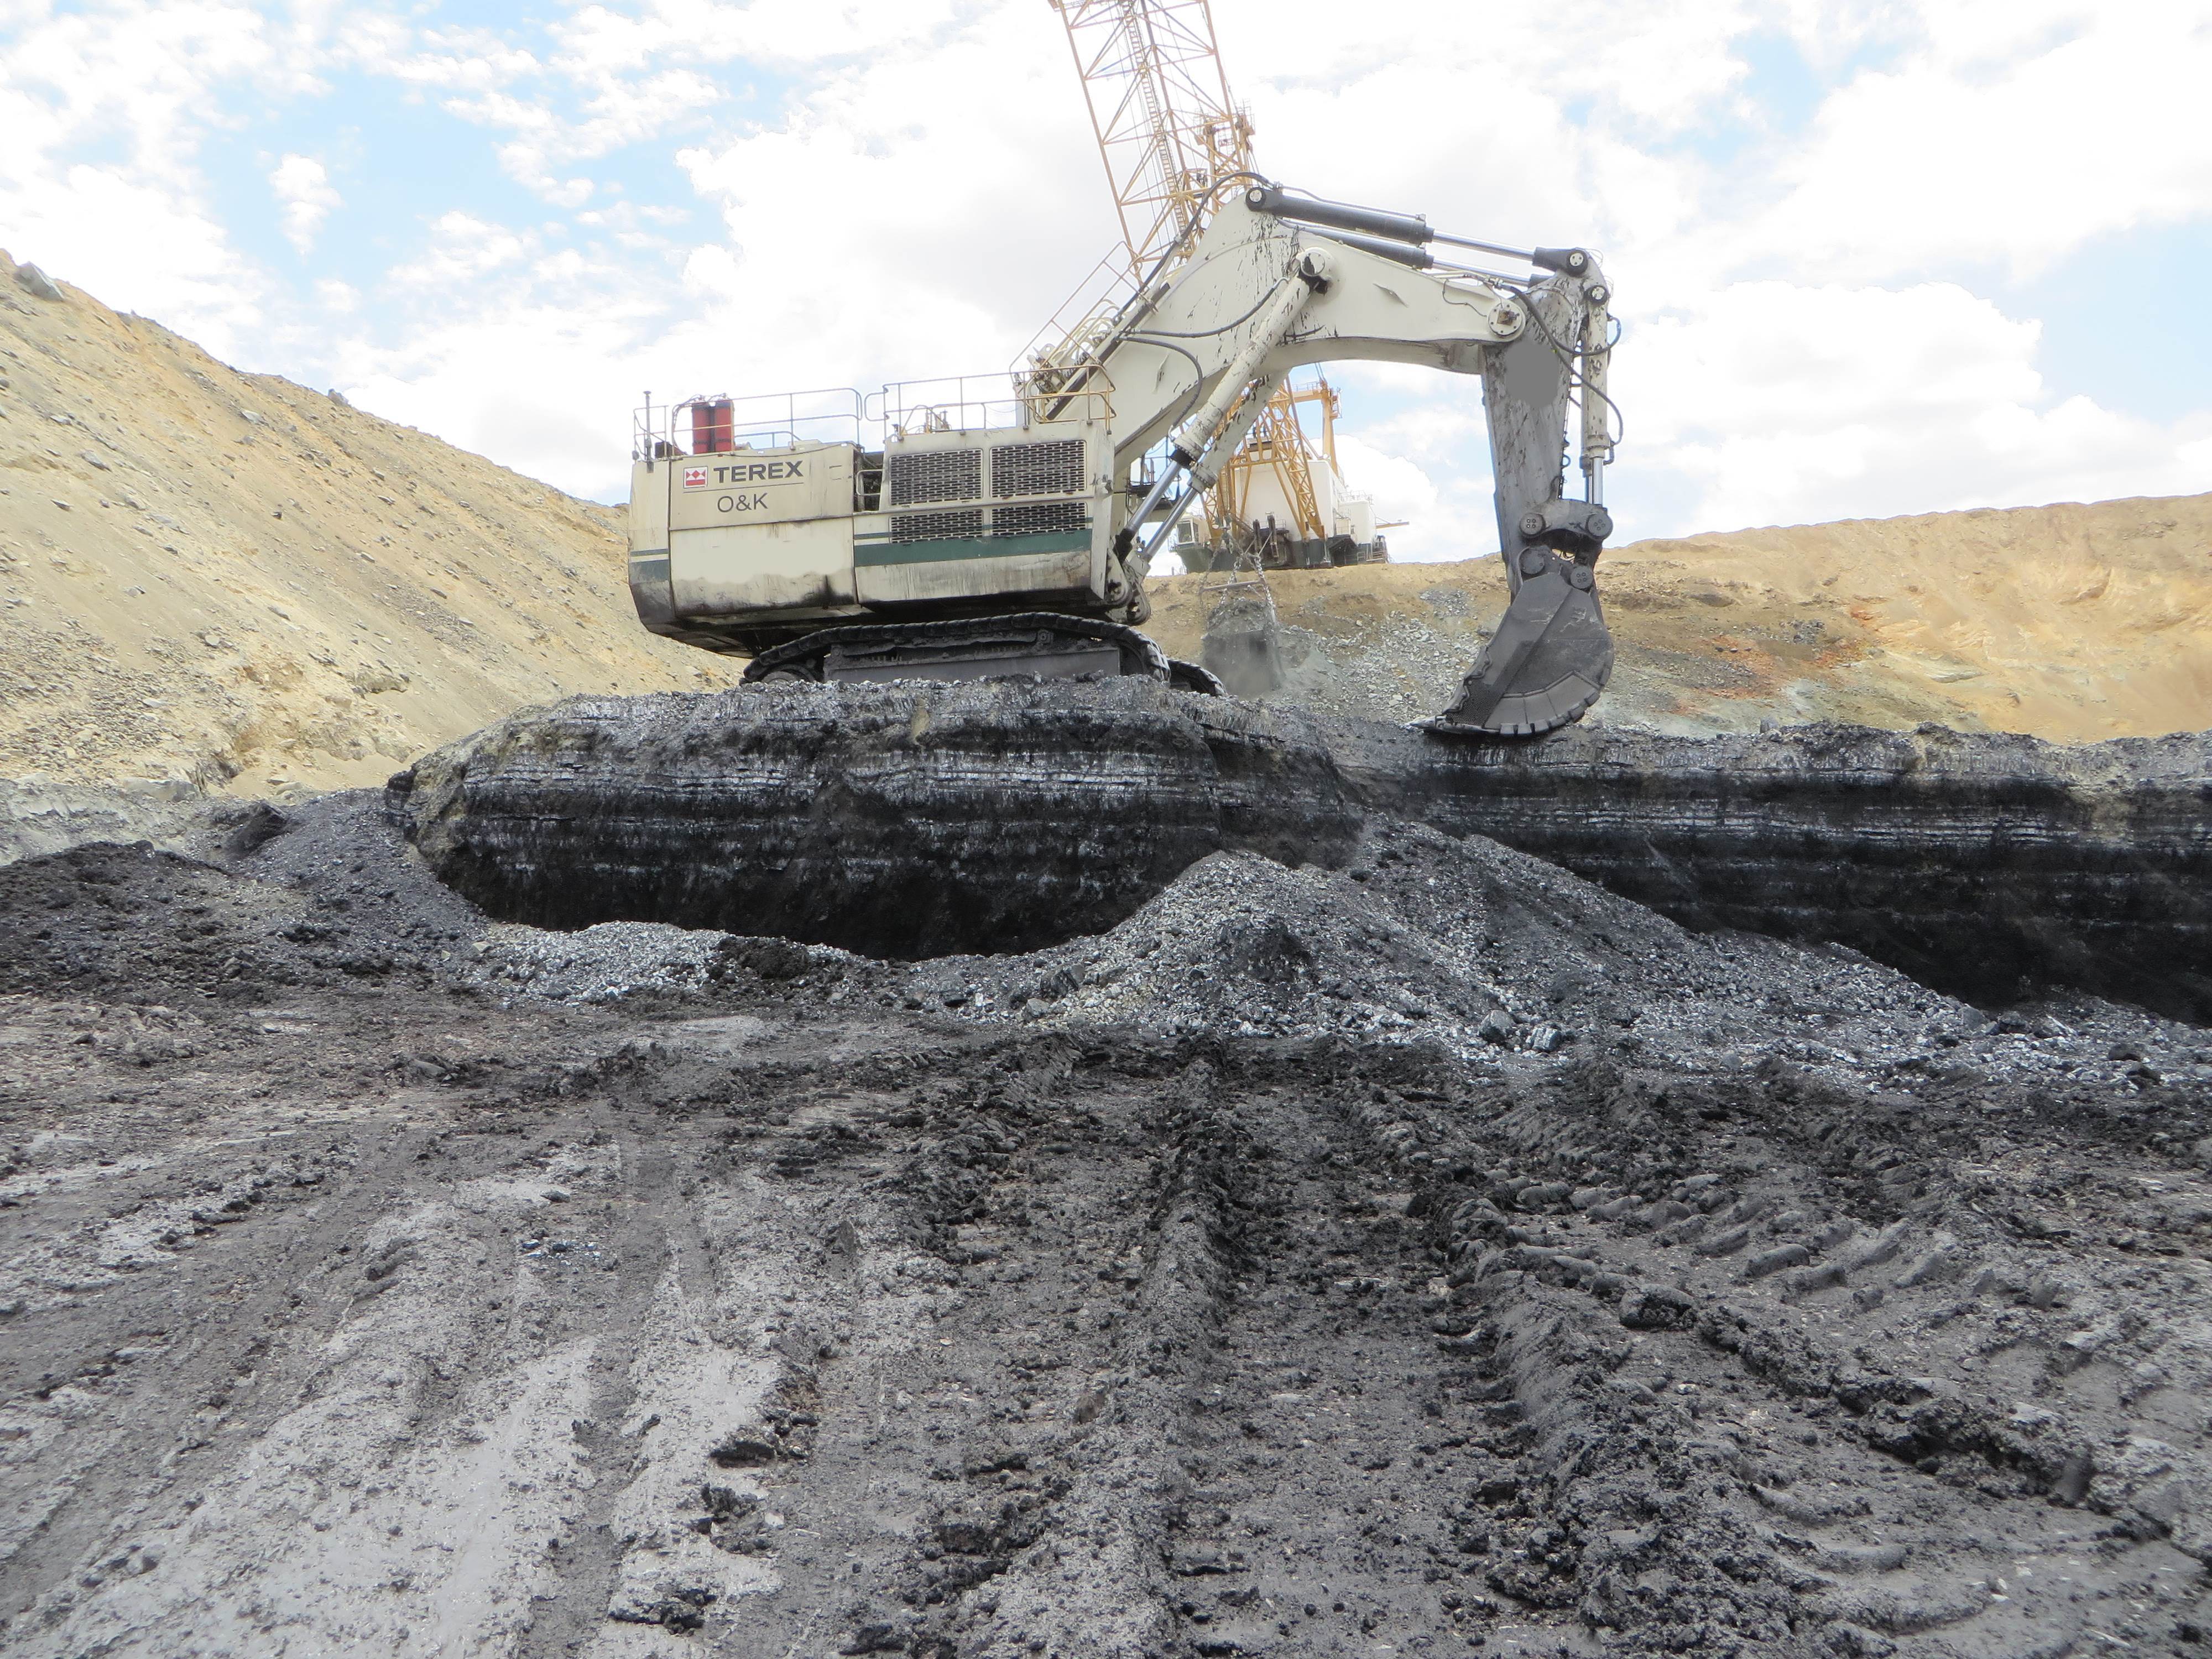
[854,530,1091,566]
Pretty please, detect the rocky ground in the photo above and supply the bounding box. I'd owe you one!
[4,778,2210,1658]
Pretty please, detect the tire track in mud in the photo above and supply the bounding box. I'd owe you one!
[512,1117,707,1658]
[674,1038,1276,1658]
[0,1099,436,1637]
[1390,1053,2210,1657]
[6,974,2209,1656]
[609,1023,2212,1658]
[1,1010,804,1655]
[887,1056,1251,1659]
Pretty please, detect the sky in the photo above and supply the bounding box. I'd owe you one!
[2,0,2207,561]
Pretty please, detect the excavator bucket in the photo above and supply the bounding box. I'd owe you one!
[1426,558,1614,737]
[1425,279,1617,740]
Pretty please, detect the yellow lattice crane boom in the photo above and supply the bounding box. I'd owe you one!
[1047,0,1384,566]
[1053,0,1253,274]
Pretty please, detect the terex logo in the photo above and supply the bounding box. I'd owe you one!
[709,460,805,484]
[681,466,708,490]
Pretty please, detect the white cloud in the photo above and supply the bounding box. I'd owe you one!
[1329,404,1494,563]
[548,0,961,76]
[270,153,340,253]
[0,0,2200,561]
[338,287,675,500]
[1620,279,2210,532]
[1327,432,1447,553]
[1751,6,2212,283]
[668,14,1108,393]
[387,211,533,288]
[447,65,719,202]
[0,0,302,353]
[342,24,540,93]
[0,160,268,358]
[1193,0,2212,550]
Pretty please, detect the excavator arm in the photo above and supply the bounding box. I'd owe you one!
[1085,187,1618,735]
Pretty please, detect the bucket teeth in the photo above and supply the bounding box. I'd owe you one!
[1426,562,1614,738]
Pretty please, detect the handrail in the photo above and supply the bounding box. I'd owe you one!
[632,374,1110,461]
[632,387,865,458]
[1019,242,1140,379]
[878,371,1113,436]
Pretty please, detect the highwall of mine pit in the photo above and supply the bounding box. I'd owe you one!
[0,247,738,811]
[1145,492,2212,739]
[388,683,2212,1021]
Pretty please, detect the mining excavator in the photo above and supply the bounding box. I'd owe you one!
[627,184,1618,735]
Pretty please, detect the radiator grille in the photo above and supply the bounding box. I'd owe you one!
[886,447,981,506]
[993,501,1086,536]
[992,439,1085,499]
[891,509,984,544]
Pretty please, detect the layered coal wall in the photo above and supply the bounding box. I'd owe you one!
[1329,718,2212,1021]
[390,685,2210,1018]
[387,681,1361,959]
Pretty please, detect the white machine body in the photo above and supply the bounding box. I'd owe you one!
[626,189,1619,734]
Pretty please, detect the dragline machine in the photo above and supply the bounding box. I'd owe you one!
[627,185,1619,735]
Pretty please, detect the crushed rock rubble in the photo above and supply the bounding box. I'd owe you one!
[917,818,2210,1087]
[467,920,862,1005]
[452,814,2208,1098]
[910,847,1514,1046]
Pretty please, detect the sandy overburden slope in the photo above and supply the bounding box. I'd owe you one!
[0,252,738,807]
[1149,494,2212,739]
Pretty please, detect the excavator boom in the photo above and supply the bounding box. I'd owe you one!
[1088,186,1620,734]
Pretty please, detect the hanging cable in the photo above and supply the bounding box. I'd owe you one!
[1516,284,1627,457]
[1121,336,1213,434]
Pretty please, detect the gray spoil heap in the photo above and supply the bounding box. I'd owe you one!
[385,682,2212,1020]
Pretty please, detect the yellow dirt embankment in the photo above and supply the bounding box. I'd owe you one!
[1149,495,2212,739]
[0,251,738,799]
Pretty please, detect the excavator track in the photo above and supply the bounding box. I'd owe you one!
[1425,556,1615,738]
[744,612,1221,693]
